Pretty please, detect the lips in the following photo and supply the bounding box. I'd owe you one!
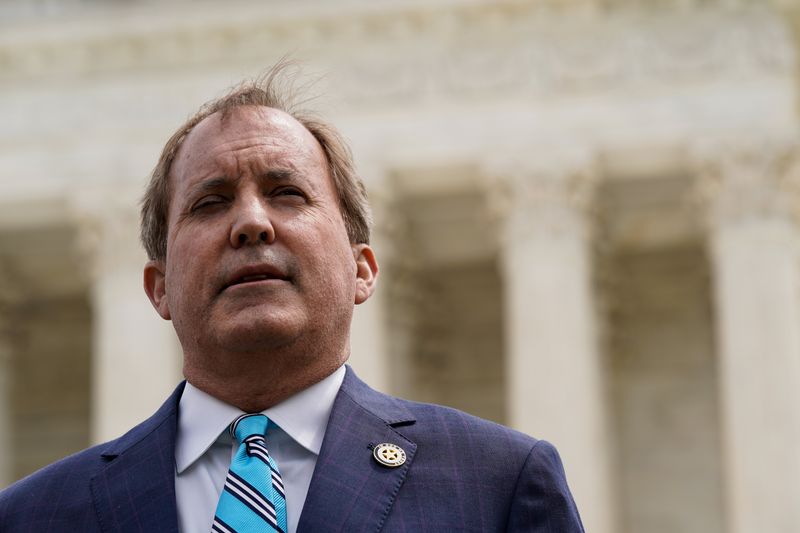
[223,264,290,291]
[239,274,275,283]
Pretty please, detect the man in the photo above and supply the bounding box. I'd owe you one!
[0,66,584,532]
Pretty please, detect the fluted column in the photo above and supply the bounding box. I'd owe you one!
[696,142,800,533]
[489,153,615,533]
[71,190,181,443]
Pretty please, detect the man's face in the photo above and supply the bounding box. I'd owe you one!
[145,106,374,361]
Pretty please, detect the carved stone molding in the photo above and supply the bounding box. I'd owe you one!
[0,3,792,108]
[692,139,800,229]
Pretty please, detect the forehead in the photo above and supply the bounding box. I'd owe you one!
[170,105,328,188]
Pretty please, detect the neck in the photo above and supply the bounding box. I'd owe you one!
[182,344,348,412]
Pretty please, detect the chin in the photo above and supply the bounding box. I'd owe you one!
[213,315,305,352]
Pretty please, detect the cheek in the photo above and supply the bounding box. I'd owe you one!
[328,246,359,298]
[299,233,357,297]
[164,265,186,313]
[164,241,205,306]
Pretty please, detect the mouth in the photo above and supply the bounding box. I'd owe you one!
[223,265,291,291]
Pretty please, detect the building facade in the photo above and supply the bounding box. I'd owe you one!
[2,1,800,532]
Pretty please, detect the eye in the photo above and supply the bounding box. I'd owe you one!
[191,195,227,211]
[273,187,305,198]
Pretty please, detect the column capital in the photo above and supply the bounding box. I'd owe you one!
[692,139,800,229]
[67,186,147,280]
[358,160,406,269]
[483,149,599,243]
[0,298,12,361]
[0,263,23,309]
[365,182,397,244]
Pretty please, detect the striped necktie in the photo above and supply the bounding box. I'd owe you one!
[212,414,288,533]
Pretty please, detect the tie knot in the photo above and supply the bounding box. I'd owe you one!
[229,413,269,443]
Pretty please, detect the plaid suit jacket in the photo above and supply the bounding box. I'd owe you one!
[0,367,584,532]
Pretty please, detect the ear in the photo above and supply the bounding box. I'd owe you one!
[352,244,379,305]
[143,260,172,320]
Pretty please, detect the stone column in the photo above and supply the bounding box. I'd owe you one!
[348,166,393,394]
[696,143,800,533]
[348,278,390,393]
[488,153,616,533]
[71,191,181,444]
[0,306,13,488]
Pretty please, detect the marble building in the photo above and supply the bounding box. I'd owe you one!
[2,1,800,532]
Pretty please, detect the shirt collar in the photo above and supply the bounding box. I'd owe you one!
[175,365,346,474]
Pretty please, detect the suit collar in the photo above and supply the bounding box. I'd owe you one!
[91,382,184,532]
[175,366,345,474]
[297,366,417,532]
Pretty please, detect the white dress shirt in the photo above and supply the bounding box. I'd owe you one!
[174,365,346,533]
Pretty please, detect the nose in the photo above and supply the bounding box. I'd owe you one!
[229,196,276,247]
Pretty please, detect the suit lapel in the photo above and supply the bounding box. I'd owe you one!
[90,383,184,533]
[297,367,417,533]
[88,371,414,532]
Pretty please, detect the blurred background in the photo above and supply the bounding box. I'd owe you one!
[2,0,800,531]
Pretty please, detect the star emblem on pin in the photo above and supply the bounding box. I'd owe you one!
[372,443,406,468]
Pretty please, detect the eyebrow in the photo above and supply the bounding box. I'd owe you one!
[187,176,233,199]
[262,168,297,183]
[185,168,299,199]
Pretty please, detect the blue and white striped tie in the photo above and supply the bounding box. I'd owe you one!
[212,414,288,533]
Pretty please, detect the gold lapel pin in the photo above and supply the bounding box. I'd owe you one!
[372,442,406,468]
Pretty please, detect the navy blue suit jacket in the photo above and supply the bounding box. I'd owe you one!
[0,367,584,532]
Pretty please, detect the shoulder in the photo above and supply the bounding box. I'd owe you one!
[0,382,183,530]
[340,367,536,458]
[339,368,584,530]
[340,366,538,474]
[391,399,584,531]
[506,439,585,531]
[398,396,537,455]
[0,443,110,529]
